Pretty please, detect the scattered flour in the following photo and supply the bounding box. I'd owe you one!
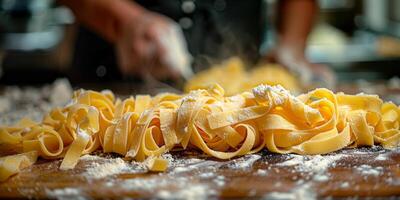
[375,154,388,161]
[253,84,292,105]
[121,176,203,194]
[161,153,174,163]
[122,177,167,191]
[385,177,400,185]
[0,97,11,113]
[355,165,383,176]
[275,154,346,186]
[264,183,316,200]
[45,187,86,200]
[49,78,73,106]
[79,154,102,161]
[81,155,146,179]
[276,155,304,167]
[340,182,350,188]
[172,166,191,173]
[277,154,345,173]
[167,154,222,174]
[199,172,215,178]
[256,169,268,176]
[313,174,329,182]
[214,175,225,187]
[157,184,211,200]
[174,184,211,199]
[84,158,129,179]
[0,78,73,125]
[169,159,216,174]
[228,154,261,169]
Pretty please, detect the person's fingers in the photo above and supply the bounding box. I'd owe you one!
[116,41,132,75]
[148,24,181,80]
[117,12,184,80]
[148,59,179,80]
[121,48,140,75]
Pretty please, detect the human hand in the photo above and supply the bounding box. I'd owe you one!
[266,45,336,89]
[116,11,190,80]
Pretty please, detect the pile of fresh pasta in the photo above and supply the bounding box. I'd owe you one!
[1,83,399,181]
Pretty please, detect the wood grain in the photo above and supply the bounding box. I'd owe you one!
[1,147,399,199]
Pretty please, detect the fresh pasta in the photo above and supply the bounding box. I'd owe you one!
[184,57,300,95]
[1,84,399,181]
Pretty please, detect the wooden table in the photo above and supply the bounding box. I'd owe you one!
[1,147,399,199]
[1,81,400,199]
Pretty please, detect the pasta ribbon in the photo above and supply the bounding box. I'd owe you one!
[0,151,38,181]
[1,84,399,181]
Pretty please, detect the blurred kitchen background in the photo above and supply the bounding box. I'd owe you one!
[0,0,400,92]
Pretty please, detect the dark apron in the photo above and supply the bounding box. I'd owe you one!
[71,0,264,83]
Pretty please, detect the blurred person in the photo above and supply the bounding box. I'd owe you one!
[60,0,335,88]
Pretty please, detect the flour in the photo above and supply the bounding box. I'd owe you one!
[76,129,90,140]
[253,84,289,98]
[168,155,217,174]
[275,154,346,186]
[122,177,168,191]
[255,84,299,100]
[226,95,245,104]
[227,154,261,169]
[121,176,194,192]
[375,153,389,161]
[253,84,291,105]
[161,153,174,163]
[82,156,146,179]
[0,78,73,125]
[45,187,86,200]
[256,169,268,176]
[355,164,383,176]
[157,184,211,200]
[182,90,204,101]
[340,182,350,188]
[173,185,211,200]
[214,175,225,187]
[115,153,220,200]
[79,154,102,161]
[385,177,400,185]
[313,174,329,182]
[276,155,304,167]
[277,154,346,174]
[84,158,128,179]
[49,78,73,106]
[264,182,316,200]
[199,172,215,178]
[172,166,191,173]
[46,188,81,196]
[0,97,11,113]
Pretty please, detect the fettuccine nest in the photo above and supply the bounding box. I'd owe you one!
[1,83,399,181]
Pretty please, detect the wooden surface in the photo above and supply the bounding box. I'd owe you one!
[0,147,400,199]
[1,81,400,199]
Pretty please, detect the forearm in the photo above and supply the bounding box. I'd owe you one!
[59,0,145,43]
[277,0,317,53]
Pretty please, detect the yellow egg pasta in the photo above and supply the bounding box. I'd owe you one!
[0,151,38,181]
[184,57,300,95]
[1,84,399,181]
